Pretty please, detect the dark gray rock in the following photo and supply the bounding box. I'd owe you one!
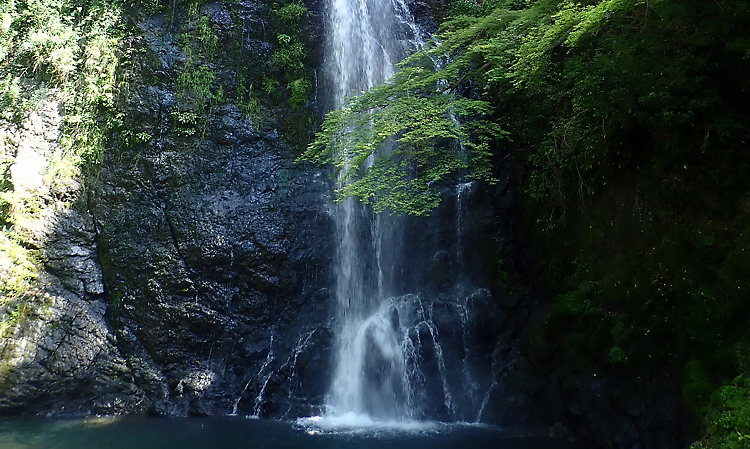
[84,0,335,418]
[0,89,144,417]
[405,0,438,32]
[0,272,147,416]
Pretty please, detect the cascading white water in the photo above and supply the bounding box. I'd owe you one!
[325,0,425,420]
[313,0,501,427]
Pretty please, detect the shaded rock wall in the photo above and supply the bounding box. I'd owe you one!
[88,2,334,417]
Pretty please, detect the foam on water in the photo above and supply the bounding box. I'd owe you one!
[295,413,438,435]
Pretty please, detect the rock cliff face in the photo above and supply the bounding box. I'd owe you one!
[0,89,146,415]
[1,0,336,417]
[0,1,690,447]
[87,2,336,417]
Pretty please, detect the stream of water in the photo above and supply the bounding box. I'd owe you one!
[319,0,513,426]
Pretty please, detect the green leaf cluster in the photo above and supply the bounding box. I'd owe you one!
[1,0,132,168]
[235,74,261,120]
[270,0,311,112]
[173,9,224,139]
[302,62,506,215]
[692,375,750,449]
[177,63,216,111]
[275,2,307,27]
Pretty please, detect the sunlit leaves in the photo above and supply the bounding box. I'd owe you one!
[301,65,505,215]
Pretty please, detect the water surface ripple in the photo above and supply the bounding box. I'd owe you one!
[0,416,581,449]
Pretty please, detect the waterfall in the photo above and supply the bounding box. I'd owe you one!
[324,0,425,420]
[314,0,501,426]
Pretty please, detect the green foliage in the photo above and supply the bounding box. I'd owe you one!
[268,0,312,126]
[609,347,627,364]
[0,0,132,170]
[735,342,750,374]
[287,77,310,110]
[0,1,126,171]
[184,0,212,18]
[62,5,126,167]
[304,0,658,214]
[448,0,491,17]
[554,279,595,315]
[307,0,749,216]
[275,2,307,27]
[544,206,750,424]
[302,63,506,214]
[235,75,261,119]
[197,15,218,59]
[0,233,37,298]
[171,110,200,136]
[271,35,305,73]
[692,375,750,449]
[303,0,749,442]
[262,76,280,97]
[19,2,80,83]
[0,227,41,339]
[173,12,222,139]
[0,74,37,123]
[177,64,216,111]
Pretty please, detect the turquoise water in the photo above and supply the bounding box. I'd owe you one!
[0,416,580,449]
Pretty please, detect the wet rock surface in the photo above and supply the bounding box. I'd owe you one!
[0,90,145,415]
[0,1,690,448]
[87,1,334,417]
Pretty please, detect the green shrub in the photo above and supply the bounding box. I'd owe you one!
[275,2,307,26]
[287,77,310,110]
[177,64,216,110]
[608,346,627,364]
[692,375,750,449]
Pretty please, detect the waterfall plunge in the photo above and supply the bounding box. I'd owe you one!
[325,0,425,420]
[315,0,498,426]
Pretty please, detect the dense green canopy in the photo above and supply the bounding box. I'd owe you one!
[301,68,504,214]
